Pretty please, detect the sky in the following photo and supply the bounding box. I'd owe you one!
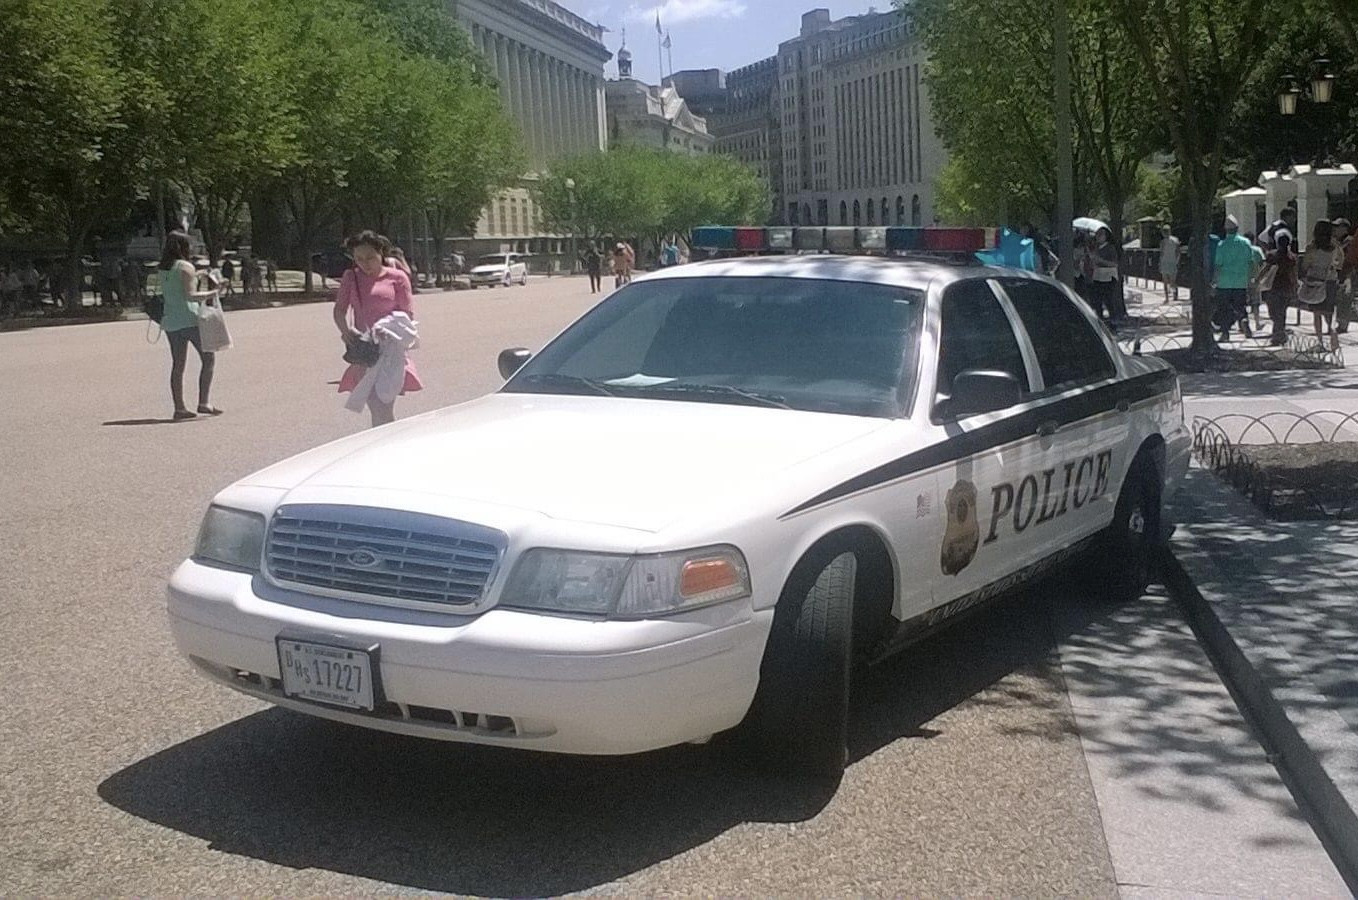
[569,0,886,84]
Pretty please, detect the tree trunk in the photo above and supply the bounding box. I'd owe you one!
[1187,190,1216,354]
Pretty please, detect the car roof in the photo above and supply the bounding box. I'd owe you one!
[638,254,1042,292]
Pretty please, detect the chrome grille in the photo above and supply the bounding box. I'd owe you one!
[266,504,505,610]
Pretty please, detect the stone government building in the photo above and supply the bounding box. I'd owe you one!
[448,0,612,267]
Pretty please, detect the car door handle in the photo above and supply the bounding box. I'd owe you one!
[1036,420,1060,437]
[1116,399,1131,413]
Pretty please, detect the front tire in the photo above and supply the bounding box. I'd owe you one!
[1101,451,1164,602]
[738,546,855,777]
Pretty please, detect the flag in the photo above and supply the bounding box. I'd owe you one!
[662,31,671,49]
[655,12,663,34]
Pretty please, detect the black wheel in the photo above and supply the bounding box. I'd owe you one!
[737,545,856,777]
[1101,451,1164,601]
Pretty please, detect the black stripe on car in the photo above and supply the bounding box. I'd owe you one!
[780,368,1176,519]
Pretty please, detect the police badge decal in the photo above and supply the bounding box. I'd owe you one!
[940,480,980,575]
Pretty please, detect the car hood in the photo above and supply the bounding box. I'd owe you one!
[241,393,891,532]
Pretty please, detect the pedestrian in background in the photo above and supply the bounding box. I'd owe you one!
[1213,215,1257,341]
[1262,229,1297,345]
[221,256,235,295]
[158,231,223,420]
[334,230,422,427]
[1245,232,1266,332]
[582,243,603,293]
[1334,218,1354,334]
[265,258,279,293]
[1090,226,1122,325]
[19,260,41,309]
[0,267,19,316]
[1071,231,1090,301]
[1158,225,1181,304]
[1298,219,1341,350]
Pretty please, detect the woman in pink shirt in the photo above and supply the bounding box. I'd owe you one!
[333,231,423,426]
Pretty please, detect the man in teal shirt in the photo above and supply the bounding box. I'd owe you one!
[1214,215,1258,340]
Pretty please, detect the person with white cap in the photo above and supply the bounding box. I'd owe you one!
[1212,214,1258,341]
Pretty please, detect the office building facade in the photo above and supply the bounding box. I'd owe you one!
[778,7,944,228]
[448,0,611,261]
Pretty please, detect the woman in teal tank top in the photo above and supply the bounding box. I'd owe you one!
[158,231,222,419]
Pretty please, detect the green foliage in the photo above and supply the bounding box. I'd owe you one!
[0,0,135,246]
[1109,0,1281,350]
[536,148,769,246]
[0,0,525,281]
[913,0,1156,232]
[1226,16,1357,181]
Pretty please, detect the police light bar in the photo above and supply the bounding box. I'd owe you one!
[690,225,996,255]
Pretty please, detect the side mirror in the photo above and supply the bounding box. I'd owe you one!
[950,369,1023,417]
[498,347,533,380]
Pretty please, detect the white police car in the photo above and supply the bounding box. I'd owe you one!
[168,226,1189,775]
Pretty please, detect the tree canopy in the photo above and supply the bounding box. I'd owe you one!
[535,147,770,249]
[0,0,523,293]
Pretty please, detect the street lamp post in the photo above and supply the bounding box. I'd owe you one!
[1278,59,1336,115]
[565,177,577,276]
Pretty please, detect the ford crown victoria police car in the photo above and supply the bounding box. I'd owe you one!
[168,228,1189,775]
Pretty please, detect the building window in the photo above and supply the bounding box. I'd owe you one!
[840,200,848,225]
[881,197,889,224]
[867,198,875,225]
[896,195,906,225]
[853,199,862,225]
[912,194,922,227]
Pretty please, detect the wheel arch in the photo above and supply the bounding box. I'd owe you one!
[777,522,900,654]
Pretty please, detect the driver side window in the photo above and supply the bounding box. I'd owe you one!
[934,280,1029,417]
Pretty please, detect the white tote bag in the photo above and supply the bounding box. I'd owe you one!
[197,297,232,352]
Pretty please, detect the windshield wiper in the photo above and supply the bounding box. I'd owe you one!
[512,373,618,397]
[632,382,791,409]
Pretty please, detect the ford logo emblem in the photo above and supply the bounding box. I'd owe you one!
[346,548,382,569]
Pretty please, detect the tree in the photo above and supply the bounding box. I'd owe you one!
[1109,0,1279,352]
[535,148,769,253]
[1225,17,1356,181]
[124,0,299,262]
[0,0,143,304]
[1068,4,1162,252]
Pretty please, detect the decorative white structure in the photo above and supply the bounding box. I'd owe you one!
[605,78,715,156]
[1257,164,1357,249]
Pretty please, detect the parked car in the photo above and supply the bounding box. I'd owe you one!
[469,253,529,287]
[168,231,1189,776]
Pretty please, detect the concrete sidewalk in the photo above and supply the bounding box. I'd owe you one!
[1157,314,1358,888]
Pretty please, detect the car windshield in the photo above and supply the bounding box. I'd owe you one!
[477,255,509,266]
[504,276,925,417]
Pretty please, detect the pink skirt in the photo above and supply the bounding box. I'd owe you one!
[337,360,423,394]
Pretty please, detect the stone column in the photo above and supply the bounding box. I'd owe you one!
[552,61,569,161]
[543,58,559,164]
[600,76,611,150]
[572,69,587,155]
[1293,164,1357,251]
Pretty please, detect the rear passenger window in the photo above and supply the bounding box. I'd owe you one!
[1002,280,1115,390]
[935,280,1028,408]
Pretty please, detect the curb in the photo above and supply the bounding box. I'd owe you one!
[1161,551,1358,893]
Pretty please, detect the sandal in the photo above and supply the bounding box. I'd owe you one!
[173,409,197,420]
[197,406,223,416]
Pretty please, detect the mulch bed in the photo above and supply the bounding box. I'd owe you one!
[1242,442,1358,520]
[1158,347,1335,373]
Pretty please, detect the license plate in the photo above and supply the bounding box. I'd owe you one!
[276,638,376,711]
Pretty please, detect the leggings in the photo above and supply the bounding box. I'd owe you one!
[167,326,215,410]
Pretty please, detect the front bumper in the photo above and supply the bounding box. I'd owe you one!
[167,561,772,755]
[469,272,506,284]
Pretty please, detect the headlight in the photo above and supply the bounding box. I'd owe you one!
[194,506,266,572]
[501,546,751,618]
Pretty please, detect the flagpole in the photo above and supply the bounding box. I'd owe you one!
[666,34,673,81]
[656,13,664,85]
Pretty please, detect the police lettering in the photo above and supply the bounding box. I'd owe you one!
[983,449,1115,544]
